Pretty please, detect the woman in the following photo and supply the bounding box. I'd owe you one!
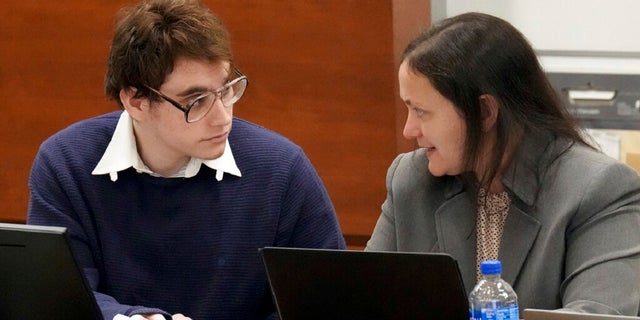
[365,12,640,316]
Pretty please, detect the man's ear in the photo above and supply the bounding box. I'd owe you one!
[479,94,499,132]
[119,87,149,121]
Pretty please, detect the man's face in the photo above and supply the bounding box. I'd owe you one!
[135,58,235,169]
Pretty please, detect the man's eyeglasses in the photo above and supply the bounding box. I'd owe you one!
[145,68,248,123]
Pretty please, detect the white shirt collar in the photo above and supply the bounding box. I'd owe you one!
[92,111,241,182]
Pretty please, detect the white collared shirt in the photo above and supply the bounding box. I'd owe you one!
[92,111,241,182]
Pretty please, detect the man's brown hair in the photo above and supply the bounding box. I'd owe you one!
[105,0,232,106]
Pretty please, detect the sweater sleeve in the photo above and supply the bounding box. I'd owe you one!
[277,147,346,250]
[27,141,172,320]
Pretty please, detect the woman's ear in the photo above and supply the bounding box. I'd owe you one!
[479,94,499,132]
[119,87,149,121]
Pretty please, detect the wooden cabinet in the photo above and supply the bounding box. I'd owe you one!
[0,0,429,247]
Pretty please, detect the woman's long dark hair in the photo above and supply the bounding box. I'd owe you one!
[402,12,591,189]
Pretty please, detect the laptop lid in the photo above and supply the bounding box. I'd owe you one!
[0,222,104,320]
[524,309,640,320]
[260,247,469,320]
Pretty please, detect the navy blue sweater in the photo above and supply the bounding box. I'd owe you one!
[28,111,346,319]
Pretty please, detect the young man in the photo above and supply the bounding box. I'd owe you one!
[27,0,346,319]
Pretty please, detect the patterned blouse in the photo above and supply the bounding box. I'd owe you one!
[476,187,511,279]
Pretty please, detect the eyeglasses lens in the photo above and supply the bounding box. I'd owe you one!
[187,77,247,123]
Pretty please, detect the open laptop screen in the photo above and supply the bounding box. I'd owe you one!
[260,247,469,320]
[0,222,103,320]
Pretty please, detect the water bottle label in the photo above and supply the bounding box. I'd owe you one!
[470,305,519,320]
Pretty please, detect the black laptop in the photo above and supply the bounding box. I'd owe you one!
[260,247,469,320]
[0,222,104,320]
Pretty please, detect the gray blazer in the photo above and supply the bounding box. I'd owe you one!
[366,136,640,316]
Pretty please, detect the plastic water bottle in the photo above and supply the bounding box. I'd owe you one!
[469,260,519,320]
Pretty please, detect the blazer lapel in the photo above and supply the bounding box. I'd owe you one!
[497,133,551,286]
[435,190,478,291]
[498,205,540,286]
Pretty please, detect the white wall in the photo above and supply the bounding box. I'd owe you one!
[434,0,640,74]
[444,0,640,54]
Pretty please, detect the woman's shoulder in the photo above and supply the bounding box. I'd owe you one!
[561,142,636,176]
[389,149,428,176]
[545,141,640,199]
[387,149,455,193]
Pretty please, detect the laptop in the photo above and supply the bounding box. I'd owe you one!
[260,247,469,320]
[0,222,104,320]
[524,309,640,320]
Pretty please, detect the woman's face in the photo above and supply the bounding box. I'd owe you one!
[399,61,467,177]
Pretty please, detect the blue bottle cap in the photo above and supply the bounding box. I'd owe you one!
[480,260,502,275]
